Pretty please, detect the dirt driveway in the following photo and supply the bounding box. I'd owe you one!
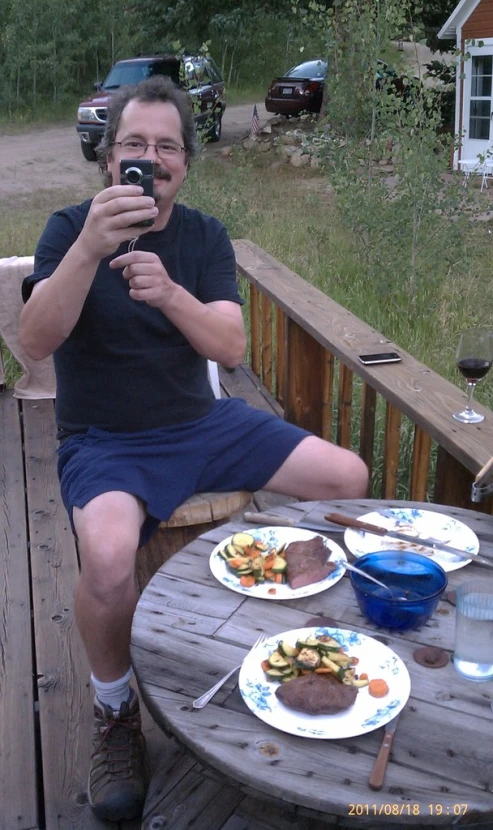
[0,102,268,199]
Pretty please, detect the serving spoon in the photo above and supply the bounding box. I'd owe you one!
[336,559,407,600]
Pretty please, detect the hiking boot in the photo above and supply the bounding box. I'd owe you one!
[88,689,150,822]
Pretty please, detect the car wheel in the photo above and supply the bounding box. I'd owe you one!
[208,111,222,143]
[81,140,97,162]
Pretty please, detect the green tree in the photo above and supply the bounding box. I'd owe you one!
[295,0,472,311]
[413,0,457,51]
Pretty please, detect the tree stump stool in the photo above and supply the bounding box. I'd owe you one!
[136,490,253,590]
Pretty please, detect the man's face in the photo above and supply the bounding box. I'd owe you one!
[107,99,188,209]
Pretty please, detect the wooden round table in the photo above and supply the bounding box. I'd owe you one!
[131,499,493,829]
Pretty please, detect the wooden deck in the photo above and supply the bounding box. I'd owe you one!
[1,364,329,830]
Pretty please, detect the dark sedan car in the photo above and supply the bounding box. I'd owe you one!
[265,60,327,117]
[265,59,403,118]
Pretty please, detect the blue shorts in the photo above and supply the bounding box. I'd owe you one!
[57,398,310,546]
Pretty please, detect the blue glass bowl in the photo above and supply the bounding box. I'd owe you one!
[349,550,448,631]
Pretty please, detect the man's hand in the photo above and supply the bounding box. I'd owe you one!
[110,250,174,308]
[111,250,246,367]
[79,186,158,260]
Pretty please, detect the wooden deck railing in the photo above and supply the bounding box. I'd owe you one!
[233,239,493,512]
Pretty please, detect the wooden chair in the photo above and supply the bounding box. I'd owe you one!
[0,255,252,589]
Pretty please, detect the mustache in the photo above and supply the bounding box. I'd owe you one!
[154,168,172,181]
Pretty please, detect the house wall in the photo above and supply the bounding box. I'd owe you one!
[454,0,493,165]
[463,0,493,39]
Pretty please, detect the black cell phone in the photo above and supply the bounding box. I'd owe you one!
[358,352,402,365]
[120,159,154,227]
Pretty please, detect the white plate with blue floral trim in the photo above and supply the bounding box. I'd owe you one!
[209,526,347,599]
[344,508,479,573]
[239,626,410,739]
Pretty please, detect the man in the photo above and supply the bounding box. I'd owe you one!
[20,76,368,822]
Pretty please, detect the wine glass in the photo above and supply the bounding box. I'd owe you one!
[453,329,493,424]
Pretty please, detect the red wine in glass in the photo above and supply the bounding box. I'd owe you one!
[453,330,493,424]
[457,358,492,383]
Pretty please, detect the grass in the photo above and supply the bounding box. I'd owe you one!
[0,186,96,258]
[225,85,267,106]
[182,151,493,404]
[0,98,78,132]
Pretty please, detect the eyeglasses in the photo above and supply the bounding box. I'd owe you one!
[112,139,186,159]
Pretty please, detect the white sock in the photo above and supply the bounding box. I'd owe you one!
[91,666,133,713]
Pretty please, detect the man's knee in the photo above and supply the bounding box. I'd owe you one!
[76,523,139,599]
[337,451,369,498]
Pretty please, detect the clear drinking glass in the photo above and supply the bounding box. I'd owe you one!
[453,329,493,424]
[453,580,493,681]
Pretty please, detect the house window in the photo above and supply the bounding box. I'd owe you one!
[469,56,493,140]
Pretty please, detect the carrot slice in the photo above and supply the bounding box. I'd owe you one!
[263,553,276,569]
[368,678,389,698]
[314,667,333,674]
[240,574,256,588]
[228,558,249,569]
[359,672,369,681]
[274,573,284,583]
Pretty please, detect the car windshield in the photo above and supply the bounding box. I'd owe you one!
[103,60,180,90]
[285,60,327,79]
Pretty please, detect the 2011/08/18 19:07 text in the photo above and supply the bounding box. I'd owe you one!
[348,803,468,817]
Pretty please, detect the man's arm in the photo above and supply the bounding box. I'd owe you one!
[20,186,158,360]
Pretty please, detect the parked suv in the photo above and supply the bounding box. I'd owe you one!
[77,54,226,161]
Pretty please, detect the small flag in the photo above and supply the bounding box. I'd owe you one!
[250,104,260,137]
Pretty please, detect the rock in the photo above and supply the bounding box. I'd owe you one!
[258,141,271,153]
[268,115,285,127]
[279,132,303,145]
[242,137,258,151]
[260,124,272,135]
[277,144,298,159]
[219,145,232,157]
[290,152,310,167]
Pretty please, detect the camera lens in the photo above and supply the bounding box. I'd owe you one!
[124,166,143,185]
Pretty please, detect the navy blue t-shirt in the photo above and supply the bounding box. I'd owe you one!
[22,200,243,432]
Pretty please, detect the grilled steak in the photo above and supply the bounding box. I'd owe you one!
[284,535,336,589]
[275,672,358,715]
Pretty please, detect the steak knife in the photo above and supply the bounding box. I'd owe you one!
[325,512,493,567]
[369,713,401,791]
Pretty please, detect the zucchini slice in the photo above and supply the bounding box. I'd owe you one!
[296,635,321,649]
[316,635,342,651]
[320,655,347,680]
[271,556,287,573]
[278,640,299,658]
[265,668,286,678]
[352,677,370,688]
[268,651,290,669]
[231,566,253,576]
[231,532,256,549]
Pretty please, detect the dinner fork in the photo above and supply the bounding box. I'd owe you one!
[192,633,267,709]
